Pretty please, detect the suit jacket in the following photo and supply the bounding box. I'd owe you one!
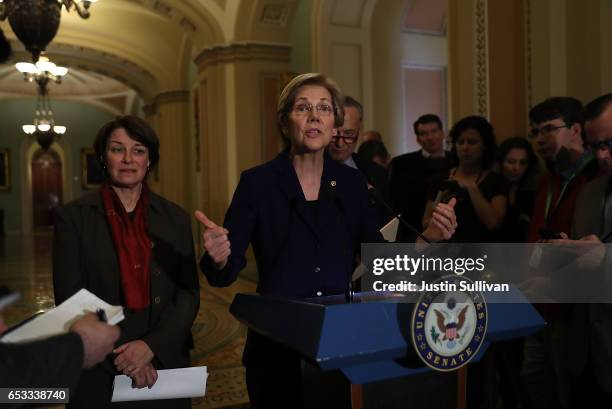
[352,153,393,228]
[390,150,453,241]
[201,151,383,368]
[0,333,83,408]
[569,175,612,394]
[201,150,383,298]
[52,190,199,403]
[527,153,599,242]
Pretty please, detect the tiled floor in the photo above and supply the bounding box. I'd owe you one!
[0,231,254,408]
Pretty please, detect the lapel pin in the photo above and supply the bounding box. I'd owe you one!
[330,180,337,187]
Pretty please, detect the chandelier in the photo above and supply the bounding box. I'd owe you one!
[22,79,67,151]
[0,0,98,61]
[16,52,68,83]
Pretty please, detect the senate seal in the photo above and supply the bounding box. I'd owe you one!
[411,275,487,371]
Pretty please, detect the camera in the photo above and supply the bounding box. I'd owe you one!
[435,179,465,204]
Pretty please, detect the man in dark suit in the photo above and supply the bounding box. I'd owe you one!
[389,114,453,241]
[327,96,392,228]
[552,93,612,407]
[0,312,119,408]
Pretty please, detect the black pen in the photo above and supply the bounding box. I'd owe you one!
[96,308,108,323]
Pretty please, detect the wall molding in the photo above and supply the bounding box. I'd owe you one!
[475,0,489,117]
[524,0,533,110]
[144,89,190,114]
[194,42,291,71]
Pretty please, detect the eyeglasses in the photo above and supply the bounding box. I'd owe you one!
[293,103,334,116]
[528,124,569,139]
[588,139,612,152]
[333,130,358,144]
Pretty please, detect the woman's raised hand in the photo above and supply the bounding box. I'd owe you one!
[427,197,458,241]
[195,210,230,269]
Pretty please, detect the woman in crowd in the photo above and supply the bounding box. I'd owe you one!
[424,115,508,243]
[357,139,390,169]
[496,136,539,242]
[495,136,539,409]
[53,116,200,409]
[196,73,457,408]
[423,116,512,408]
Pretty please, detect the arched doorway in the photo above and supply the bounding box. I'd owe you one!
[31,149,63,228]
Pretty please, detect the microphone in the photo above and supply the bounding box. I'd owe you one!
[366,185,432,243]
[323,182,355,304]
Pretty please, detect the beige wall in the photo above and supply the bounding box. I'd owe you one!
[370,0,448,156]
[313,0,376,127]
[529,0,612,106]
[194,44,291,223]
[448,0,482,126]
[488,0,527,140]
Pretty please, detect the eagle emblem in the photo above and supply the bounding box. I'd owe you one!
[434,299,469,349]
[411,275,487,371]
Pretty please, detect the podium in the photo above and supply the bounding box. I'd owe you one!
[230,289,545,408]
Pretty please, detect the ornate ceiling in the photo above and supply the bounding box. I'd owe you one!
[0,0,298,104]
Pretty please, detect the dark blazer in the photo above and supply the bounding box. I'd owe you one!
[200,151,383,407]
[201,150,383,300]
[568,175,612,394]
[0,333,83,408]
[352,153,393,228]
[53,190,199,407]
[390,151,453,240]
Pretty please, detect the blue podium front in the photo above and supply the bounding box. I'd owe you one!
[229,289,545,384]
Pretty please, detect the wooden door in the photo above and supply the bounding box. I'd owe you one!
[32,149,63,228]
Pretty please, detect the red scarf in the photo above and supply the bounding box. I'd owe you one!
[101,183,152,310]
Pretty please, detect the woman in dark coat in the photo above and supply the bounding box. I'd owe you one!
[53,116,200,408]
[196,73,457,408]
[496,136,539,243]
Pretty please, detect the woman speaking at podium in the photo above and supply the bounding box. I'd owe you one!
[197,73,457,408]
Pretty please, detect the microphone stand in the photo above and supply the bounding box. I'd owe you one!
[323,182,355,303]
[367,187,431,243]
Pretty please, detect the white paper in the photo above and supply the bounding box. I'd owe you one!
[380,217,399,242]
[0,288,124,343]
[111,366,208,402]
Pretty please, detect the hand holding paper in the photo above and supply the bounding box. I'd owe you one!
[112,366,208,402]
[129,363,158,389]
[113,340,154,376]
[70,313,120,368]
[0,288,124,344]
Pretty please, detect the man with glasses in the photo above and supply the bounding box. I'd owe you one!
[583,94,612,176]
[522,97,600,409]
[389,114,453,241]
[553,93,612,407]
[327,96,391,228]
[526,97,599,242]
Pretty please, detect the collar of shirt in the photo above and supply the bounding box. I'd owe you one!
[421,149,446,159]
[343,156,358,169]
[559,150,593,182]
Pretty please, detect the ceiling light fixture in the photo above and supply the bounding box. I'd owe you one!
[0,0,99,61]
